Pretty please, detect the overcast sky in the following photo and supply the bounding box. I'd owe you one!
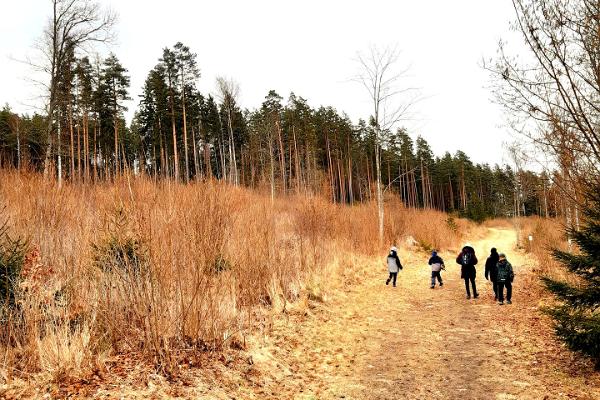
[1,0,521,165]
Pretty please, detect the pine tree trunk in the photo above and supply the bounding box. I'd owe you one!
[84,111,89,182]
[57,116,62,188]
[181,87,190,182]
[293,127,301,194]
[93,116,98,182]
[275,118,286,193]
[375,141,384,244]
[77,118,81,181]
[268,134,275,203]
[69,105,75,180]
[192,126,200,180]
[168,82,179,181]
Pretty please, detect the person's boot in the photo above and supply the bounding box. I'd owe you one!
[474,293,479,299]
[386,278,390,285]
[439,282,443,287]
[466,294,471,299]
[499,301,504,305]
[430,285,435,289]
[507,300,512,304]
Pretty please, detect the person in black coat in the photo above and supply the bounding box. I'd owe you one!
[484,248,500,300]
[456,244,478,299]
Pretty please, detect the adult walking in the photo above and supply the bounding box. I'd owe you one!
[385,246,403,287]
[484,248,500,300]
[456,243,479,299]
[496,253,514,305]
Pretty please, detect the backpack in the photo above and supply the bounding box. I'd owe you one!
[461,251,473,266]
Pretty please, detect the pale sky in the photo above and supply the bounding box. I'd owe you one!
[1,0,521,165]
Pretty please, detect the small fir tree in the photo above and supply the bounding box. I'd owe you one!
[543,189,600,368]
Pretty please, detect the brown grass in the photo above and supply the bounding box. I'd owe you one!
[0,171,468,389]
[515,217,567,275]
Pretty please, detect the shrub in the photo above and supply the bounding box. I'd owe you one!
[0,214,29,312]
[92,206,149,279]
[542,189,600,368]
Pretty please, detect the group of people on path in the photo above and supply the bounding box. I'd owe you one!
[385,244,515,305]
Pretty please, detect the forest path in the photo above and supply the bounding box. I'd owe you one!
[257,227,600,399]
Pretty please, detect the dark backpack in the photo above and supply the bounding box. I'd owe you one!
[461,251,473,266]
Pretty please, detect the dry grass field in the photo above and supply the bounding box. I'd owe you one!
[0,171,470,398]
[0,173,597,398]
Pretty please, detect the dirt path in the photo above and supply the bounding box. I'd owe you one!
[254,227,600,399]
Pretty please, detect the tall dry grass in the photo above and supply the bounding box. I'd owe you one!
[0,171,467,382]
[515,216,566,274]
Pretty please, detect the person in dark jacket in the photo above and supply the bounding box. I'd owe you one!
[496,253,514,305]
[456,243,479,299]
[428,250,445,288]
[386,246,403,287]
[484,248,500,300]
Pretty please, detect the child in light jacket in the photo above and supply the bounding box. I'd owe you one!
[428,250,445,288]
[386,246,403,287]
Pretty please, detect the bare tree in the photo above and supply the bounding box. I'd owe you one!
[216,77,240,185]
[35,0,116,185]
[354,45,419,244]
[488,0,600,183]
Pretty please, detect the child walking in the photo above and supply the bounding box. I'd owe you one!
[428,250,445,288]
[496,253,514,305]
[386,246,403,287]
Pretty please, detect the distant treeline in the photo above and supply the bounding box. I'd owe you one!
[0,44,559,221]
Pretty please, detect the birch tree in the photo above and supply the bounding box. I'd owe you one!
[216,77,241,185]
[354,45,418,244]
[36,0,116,184]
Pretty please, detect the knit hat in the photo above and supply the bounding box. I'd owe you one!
[431,250,437,257]
[390,246,398,252]
[499,253,506,259]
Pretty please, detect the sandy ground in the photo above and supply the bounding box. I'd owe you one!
[248,227,600,399]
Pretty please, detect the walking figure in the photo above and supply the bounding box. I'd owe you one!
[456,243,479,299]
[386,246,403,287]
[497,253,514,305]
[485,248,500,300]
[428,250,445,288]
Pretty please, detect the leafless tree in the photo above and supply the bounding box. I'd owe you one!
[216,77,240,186]
[354,44,419,244]
[34,0,116,185]
[488,0,600,184]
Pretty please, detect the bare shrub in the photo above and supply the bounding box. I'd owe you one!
[0,170,468,383]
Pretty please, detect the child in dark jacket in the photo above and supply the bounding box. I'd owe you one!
[428,251,445,288]
[496,253,514,305]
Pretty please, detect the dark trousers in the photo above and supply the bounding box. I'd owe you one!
[464,275,477,296]
[387,272,398,286]
[431,271,443,286]
[491,279,499,299]
[498,281,512,302]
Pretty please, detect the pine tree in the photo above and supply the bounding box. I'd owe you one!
[99,54,130,176]
[173,42,200,182]
[543,189,600,367]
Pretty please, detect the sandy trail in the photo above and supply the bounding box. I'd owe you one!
[256,227,600,399]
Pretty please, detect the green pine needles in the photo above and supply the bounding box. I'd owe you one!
[543,189,600,368]
[0,213,29,311]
